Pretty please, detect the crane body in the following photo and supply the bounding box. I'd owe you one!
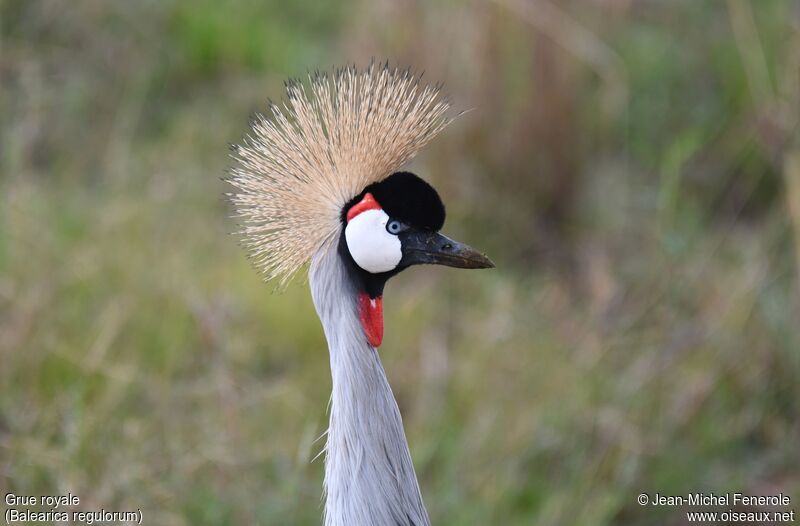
[229,65,493,525]
[311,244,429,526]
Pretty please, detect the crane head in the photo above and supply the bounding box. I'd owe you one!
[228,65,494,346]
[340,171,494,347]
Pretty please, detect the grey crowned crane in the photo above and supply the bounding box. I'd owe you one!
[228,65,493,526]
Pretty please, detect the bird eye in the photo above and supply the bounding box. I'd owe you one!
[386,219,408,235]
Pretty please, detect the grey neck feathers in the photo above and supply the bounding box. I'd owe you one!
[310,241,431,526]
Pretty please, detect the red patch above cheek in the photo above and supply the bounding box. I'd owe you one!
[357,293,383,347]
[346,192,382,222]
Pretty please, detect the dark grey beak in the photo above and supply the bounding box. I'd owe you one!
[399,230,495,269]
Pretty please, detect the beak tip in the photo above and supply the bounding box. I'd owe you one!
[479,255,496,269]
[465,252,494,269]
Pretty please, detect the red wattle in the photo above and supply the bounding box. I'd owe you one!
[346,192,382,222]
[357,293,384,347]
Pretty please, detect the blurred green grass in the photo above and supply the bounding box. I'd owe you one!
[2,0,799,524]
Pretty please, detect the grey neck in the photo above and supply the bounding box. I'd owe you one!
[309,241,430,526]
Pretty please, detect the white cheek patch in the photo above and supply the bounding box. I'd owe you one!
[345,209,402,273]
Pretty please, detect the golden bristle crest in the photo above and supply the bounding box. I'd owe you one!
[228,65,452,284]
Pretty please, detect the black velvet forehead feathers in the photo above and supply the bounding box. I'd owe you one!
[343,172,446,230]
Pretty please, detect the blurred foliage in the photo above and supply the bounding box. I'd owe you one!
[1,0,799,525]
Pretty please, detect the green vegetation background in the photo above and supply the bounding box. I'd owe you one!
[2,1,799,524]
